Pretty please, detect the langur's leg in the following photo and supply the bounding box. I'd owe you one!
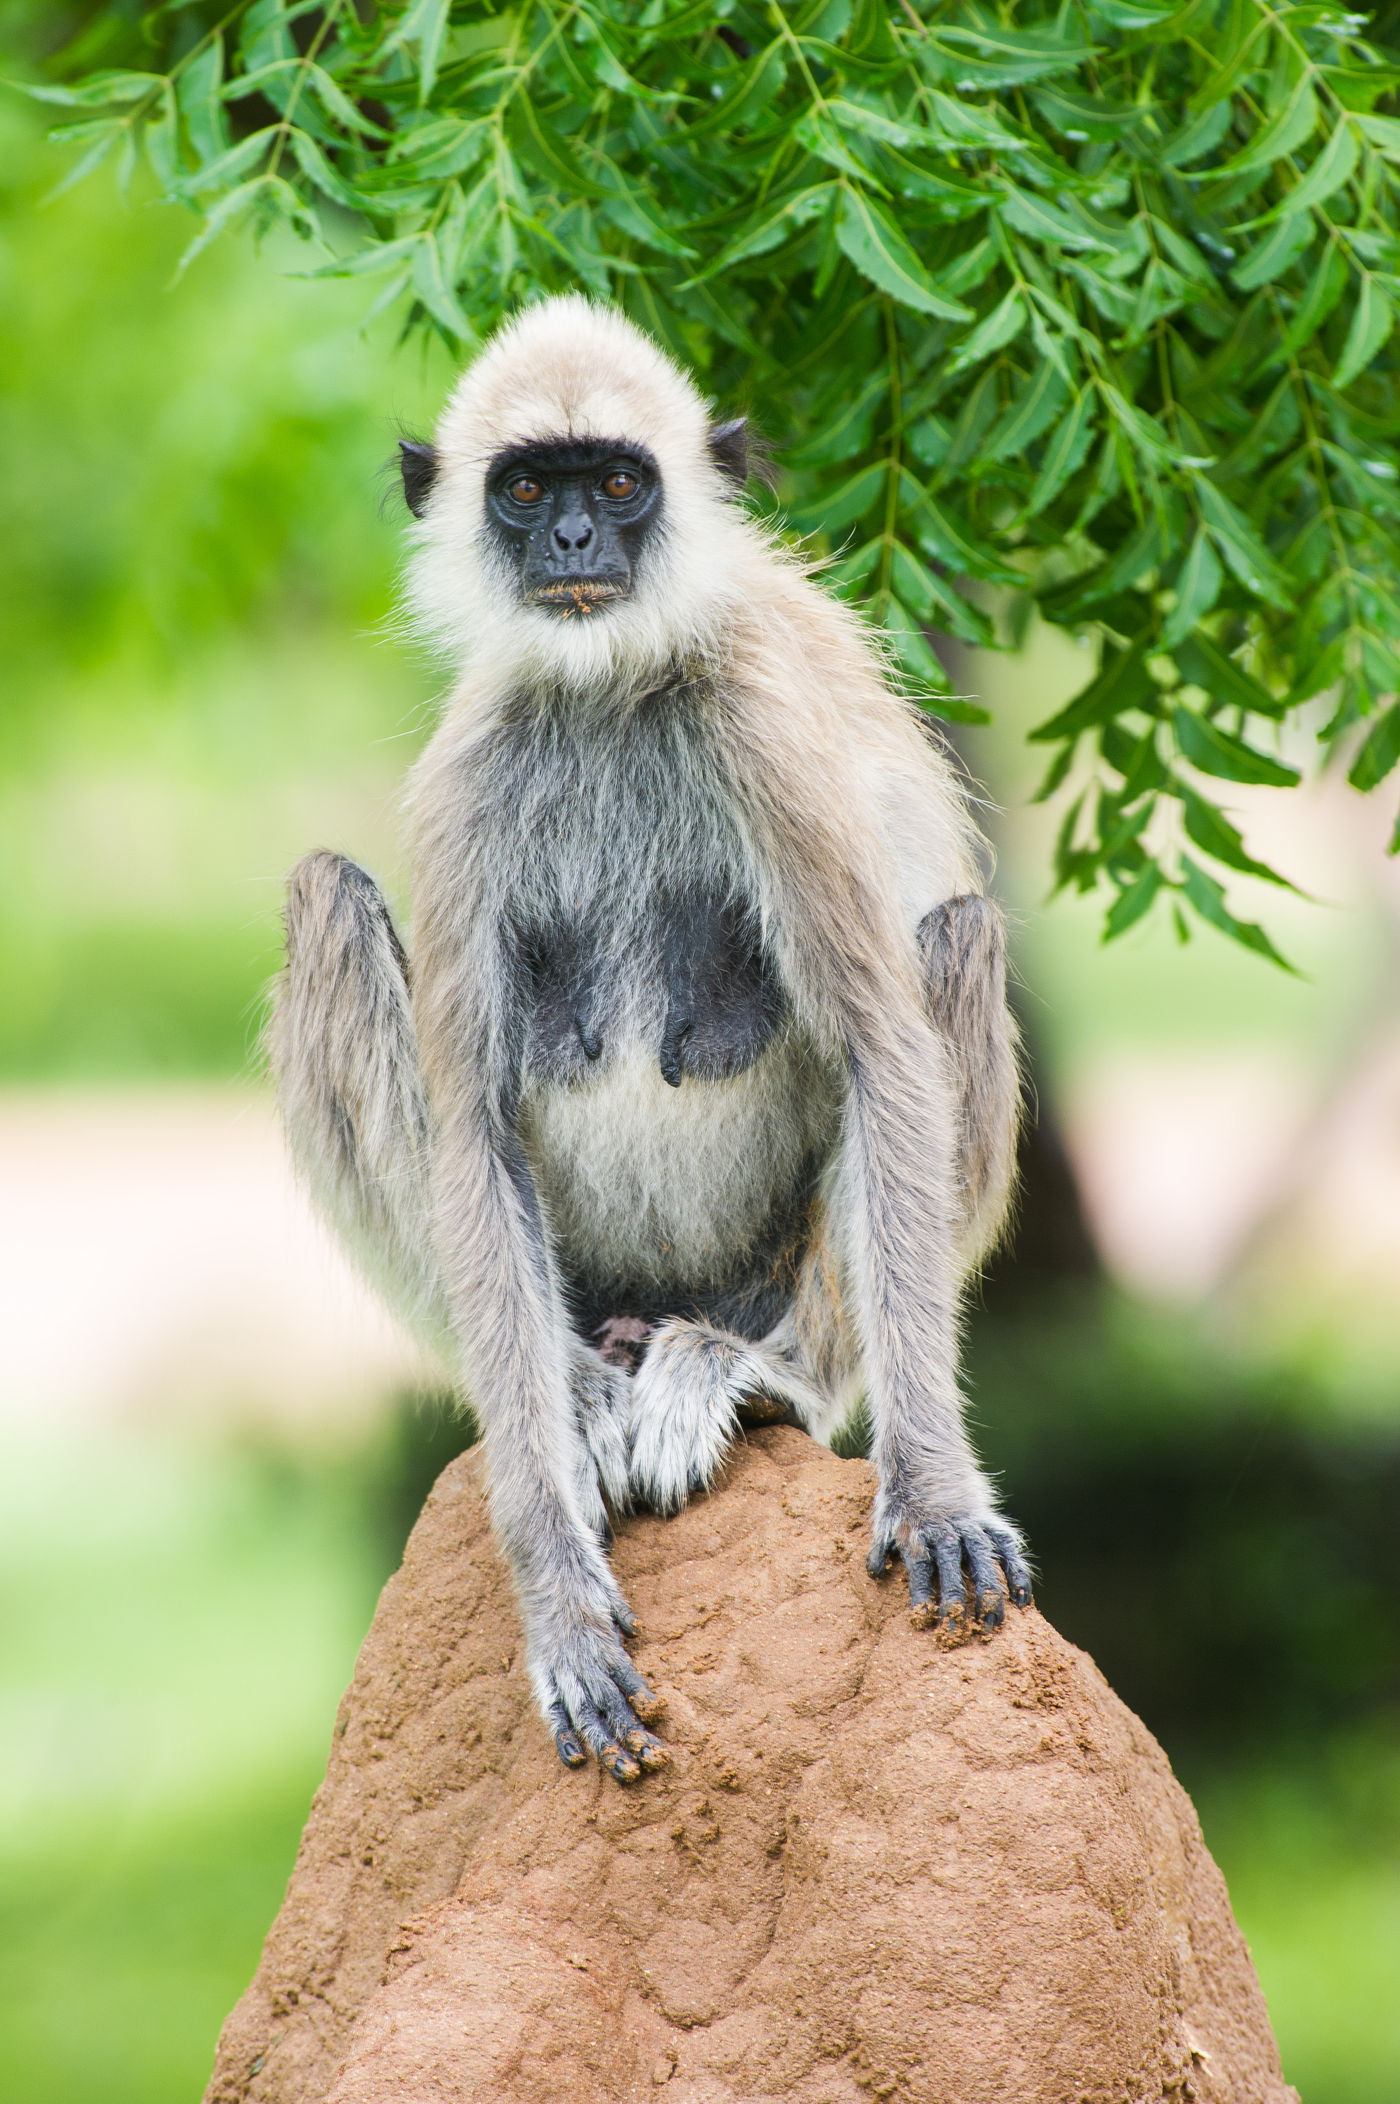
[268,851,448,1347]
[567,1335,633,1538]
[917,894,1021,1265]
[627,1317,825,1515]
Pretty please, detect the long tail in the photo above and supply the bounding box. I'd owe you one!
[266,850,451,1353]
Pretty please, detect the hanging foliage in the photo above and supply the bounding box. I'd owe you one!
[23,0,1400,953]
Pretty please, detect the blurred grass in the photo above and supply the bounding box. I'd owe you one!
[0,1423,397,2104]
[1,55,1397,2104]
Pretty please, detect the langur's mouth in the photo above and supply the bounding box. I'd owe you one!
[528,578,628,617]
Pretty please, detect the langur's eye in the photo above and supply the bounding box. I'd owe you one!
[602,470,638,500]
[508,475,545,504]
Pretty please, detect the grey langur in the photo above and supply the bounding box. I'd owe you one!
[269,295,1030,1784]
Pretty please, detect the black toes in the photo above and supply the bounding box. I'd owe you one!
[552,1663,670,1784]
[884,1516,1032,1635]
[962,1526,1008,1629]
[986,1524,1034,1608]
[549,1702,588,1767]
[612,1653,666,1725]
[904,1548,937,1625]
[931,1528,968,1633]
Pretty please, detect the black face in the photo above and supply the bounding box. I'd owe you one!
[483,438,663,617]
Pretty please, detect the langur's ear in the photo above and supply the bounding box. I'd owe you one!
[398,438,439,518]
[708,417,751,493]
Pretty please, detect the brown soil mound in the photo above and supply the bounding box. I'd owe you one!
[205,1428,1295,2104]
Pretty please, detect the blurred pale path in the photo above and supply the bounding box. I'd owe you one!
[0,1088,438,1433]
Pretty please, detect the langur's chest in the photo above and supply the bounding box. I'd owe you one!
[521,888,783,1089]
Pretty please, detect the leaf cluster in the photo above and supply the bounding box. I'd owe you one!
[22,0,1400,955]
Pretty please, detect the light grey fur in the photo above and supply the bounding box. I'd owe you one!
[267,297,1029,1779]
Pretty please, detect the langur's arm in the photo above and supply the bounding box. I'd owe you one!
[826,991,1031,1633]
[268,851,448,1350]
[728,719,1034,1634]
[916,894,1022,1266]
[417,962,667,1783]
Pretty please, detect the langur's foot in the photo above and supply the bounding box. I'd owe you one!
[539,1624,670,1784]
[867,1506,1033,1638]
[628,1319,820,1515]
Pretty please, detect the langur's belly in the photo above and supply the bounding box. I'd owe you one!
[520,1029,842,1316]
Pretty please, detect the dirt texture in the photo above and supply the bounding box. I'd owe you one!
[205,1428,1295,2104]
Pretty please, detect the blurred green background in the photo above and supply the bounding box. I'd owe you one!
[2,61,1399,2104]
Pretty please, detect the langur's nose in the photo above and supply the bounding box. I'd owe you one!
[552,516,594,553]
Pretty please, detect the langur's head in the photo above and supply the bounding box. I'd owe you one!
[401,296,756,688]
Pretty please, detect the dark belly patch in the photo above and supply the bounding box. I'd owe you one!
[522,889,783,1088]
[659,891,783,1086]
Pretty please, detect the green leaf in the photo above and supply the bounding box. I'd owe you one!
[19,68,163,107]
[1280,241,1349,357]
[1159,100,1233,168]
[923,91,1026,153]
[901,470,1023,583]
[1024,390,1095,517]
[1275,122,1359,220]
[174,175,273,275]
[379,0,451,103]
[1178,784,1296,887]
[881,595,956,693]
[286,128,363,214]
[795,461,884,533]
[1333,277,1394,391]
[1030,639,1154,742]
[41,122,120,200]
[1231,210,1314,291]
[411,233,474,341]
[1180,859,1297,971]
[999,186,1115,252]
[682,39,787,138]
[889,541,994,645]
[1356,114,1400,163]
[1104,863,1161,939]
[982,360,1070,463]
[834,189,973,320]
[1193,479,1290,606]
[1219,81,1318,175]
[1162,531,1223,647]
[794,109,876,186]
[176,124,278,198]
[944,288,1027,377]
[1173,705,1301,786]
[507,101,604,199]
[688,184,836,280]
[1348,702,1400,791]
[1174,632,1282,718]
[177,38,230,165]
[1030,739,1078,803]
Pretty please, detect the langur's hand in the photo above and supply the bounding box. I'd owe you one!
[536,1592,669,1784]
[867,1494,1033,1637]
